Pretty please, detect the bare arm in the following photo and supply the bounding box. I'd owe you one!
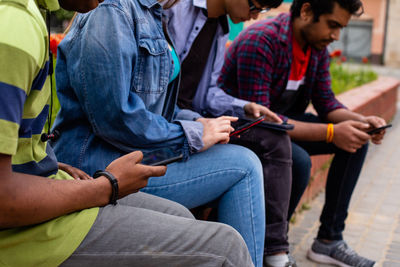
[0,151,166,229]
[325,108,366,123]
[287,108,373,153]
[286,119,328,141]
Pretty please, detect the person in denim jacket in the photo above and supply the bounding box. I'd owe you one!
[51,0,268,265]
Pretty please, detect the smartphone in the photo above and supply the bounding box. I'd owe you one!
[142,148,183,166]
[230,116,266,137]
[367,124,392,135]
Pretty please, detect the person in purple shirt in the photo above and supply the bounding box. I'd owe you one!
[163,0,302,266]
[219,0,387,266]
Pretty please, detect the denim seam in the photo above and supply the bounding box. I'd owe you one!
[77,131,91,171]
[245,170,259,267]
[80,47,98,135]
[144,169,247,189]
[79,4,134,137]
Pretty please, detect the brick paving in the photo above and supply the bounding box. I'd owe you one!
[288,90,400,266]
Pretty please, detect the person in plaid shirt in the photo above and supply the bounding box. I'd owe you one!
[219,0,387,266]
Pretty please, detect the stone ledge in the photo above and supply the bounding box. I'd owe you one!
[296,76,400,212]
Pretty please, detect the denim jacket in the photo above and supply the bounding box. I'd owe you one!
[51,0,204,175]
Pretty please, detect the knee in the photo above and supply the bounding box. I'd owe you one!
[167,200,195,219]
[215,224,253,265]
[230,145,263,177]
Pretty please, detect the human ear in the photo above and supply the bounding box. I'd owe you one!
[300,2,313,22]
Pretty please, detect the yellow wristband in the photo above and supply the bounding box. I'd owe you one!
[326,123,334,143]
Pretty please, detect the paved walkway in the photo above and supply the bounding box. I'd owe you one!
[289,87,400,266]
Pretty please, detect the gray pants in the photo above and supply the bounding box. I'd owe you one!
[61,192,254,267]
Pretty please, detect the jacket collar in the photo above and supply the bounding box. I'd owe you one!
[193,0,206,9]
[138,0,160,9]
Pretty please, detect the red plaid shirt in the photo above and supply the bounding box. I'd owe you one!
[218,13,346,121]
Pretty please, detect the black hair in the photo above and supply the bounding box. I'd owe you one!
[290,0,364,21]
[258,0,284,8]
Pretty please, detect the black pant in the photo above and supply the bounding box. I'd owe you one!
[287,113,369,240]
[231,121,293,255]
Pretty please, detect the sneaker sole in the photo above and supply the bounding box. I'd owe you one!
[307,249,352,267]
[307,249,378,267]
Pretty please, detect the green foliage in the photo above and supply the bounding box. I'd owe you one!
[54,8,75,21]
[330,61,378,95]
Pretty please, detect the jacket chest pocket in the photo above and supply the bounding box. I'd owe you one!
[133,37,170,94]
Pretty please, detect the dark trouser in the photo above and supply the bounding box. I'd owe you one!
[230,122,293,255]
[287,113,369,241]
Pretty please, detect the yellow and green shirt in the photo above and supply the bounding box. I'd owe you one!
[0,0,98,266]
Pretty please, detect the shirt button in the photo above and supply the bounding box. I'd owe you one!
[195,26,199,31]
[183,50,187,54]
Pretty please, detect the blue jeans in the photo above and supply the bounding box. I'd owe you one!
[287,113,369,240]
[141,144,265,267]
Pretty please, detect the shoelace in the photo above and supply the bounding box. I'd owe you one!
[333,242,372,267]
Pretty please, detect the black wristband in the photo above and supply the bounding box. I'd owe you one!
[93,170,119,205]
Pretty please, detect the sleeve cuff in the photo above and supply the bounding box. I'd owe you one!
[0,135,18,156]
[174,108,203,121]
[232,98,250,118]
[175,120,204,153]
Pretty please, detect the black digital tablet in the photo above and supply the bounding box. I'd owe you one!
[259,120,294,132]
[235,117,294,133]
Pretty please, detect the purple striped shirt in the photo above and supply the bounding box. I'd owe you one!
[218,13,346,121]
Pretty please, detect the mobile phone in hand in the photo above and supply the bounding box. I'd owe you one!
[142,148,183,166]
[367,124,392,135]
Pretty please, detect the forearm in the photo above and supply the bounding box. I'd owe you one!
[288,108,368,142]
[325,108,366,123]
[0,171,110,229]
[287,119,327,141]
